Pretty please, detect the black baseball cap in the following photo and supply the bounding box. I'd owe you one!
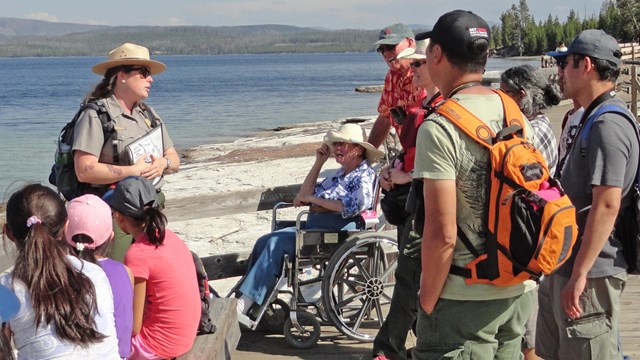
[416,10,490,56]
[547,29,621,66]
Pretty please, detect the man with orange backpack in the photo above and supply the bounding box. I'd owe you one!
[411,10,577,359]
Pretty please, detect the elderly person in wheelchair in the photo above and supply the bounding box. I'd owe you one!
[235,123,384,317]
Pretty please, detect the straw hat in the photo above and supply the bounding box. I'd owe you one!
[92,43,166,76]
[323,123,384,164]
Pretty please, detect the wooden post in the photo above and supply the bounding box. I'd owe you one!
[632,65,639,119]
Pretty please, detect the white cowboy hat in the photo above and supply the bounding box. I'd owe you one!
[324,123,384,164]
[396,39,430,60]
[92,43,166,76]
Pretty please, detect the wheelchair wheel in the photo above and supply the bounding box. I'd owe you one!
[257,298,289,333]
[321,232,398,342]
[283,311,321,349]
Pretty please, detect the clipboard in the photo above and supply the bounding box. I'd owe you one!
[126,125,164,185]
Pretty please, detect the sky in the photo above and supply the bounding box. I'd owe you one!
[0,0,607,29]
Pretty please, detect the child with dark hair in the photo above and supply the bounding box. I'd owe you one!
[0,184,119,359]
[108,177,199,360]
[65,194,134,359]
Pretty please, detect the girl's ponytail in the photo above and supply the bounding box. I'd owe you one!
[6,184,105,345]
[143,206,167,247]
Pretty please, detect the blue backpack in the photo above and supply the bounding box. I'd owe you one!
[579,104,640,274]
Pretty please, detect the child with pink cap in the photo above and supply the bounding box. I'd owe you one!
[66,194,134,359]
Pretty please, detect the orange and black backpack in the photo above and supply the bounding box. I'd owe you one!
[435,90,578,286]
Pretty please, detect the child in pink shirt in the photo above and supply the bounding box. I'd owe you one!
[108,177,200,359]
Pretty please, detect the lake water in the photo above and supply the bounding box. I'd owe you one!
[0,53,539,201]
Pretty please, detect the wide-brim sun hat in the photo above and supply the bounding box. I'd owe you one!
[92,42,166,76]
[324,123,384,164]
[397,38,430,60]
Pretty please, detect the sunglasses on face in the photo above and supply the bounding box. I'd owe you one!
[376,44,397,53]
[410,60,427,69]
[557,58,568,70]
[128,67,151,78]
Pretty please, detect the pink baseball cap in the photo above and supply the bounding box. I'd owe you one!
[65,194,113,249]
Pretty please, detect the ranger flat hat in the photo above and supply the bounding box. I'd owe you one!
[92,43,166,76]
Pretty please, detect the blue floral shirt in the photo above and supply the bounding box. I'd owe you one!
[314,160,376,218]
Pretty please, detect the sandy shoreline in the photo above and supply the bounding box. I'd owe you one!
[142,115,378,257]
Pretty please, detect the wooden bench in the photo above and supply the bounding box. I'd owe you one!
[175,252,255,360]
[202,252,251,281]
[176,298,241,360]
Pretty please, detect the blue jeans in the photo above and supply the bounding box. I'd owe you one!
[238,213,362,305]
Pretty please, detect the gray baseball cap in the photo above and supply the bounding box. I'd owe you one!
[374,23,414,46]
[548,29,621,66]
[106,176,156,218]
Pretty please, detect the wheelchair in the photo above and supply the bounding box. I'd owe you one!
[229,201,399,349]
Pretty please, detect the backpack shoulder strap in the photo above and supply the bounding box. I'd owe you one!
[435,89,526,149]
[82,101,119,164]
[435,96,496,149]
[579,104,637,144]
[139,101,160,128]
[495,89,528,139]
[580,104,640,187]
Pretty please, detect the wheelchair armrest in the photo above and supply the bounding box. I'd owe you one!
[272,202,295,231]
[296,210,311,230]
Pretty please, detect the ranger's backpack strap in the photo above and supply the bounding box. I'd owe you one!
[89,102,119,165]
[140,101,160,128]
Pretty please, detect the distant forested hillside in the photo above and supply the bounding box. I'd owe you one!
[0,17,108,37]
[0,18,395,57]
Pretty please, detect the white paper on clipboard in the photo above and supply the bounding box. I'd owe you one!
[126,125,164,185]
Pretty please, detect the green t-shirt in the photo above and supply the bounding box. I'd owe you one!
[414,93,538,300]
